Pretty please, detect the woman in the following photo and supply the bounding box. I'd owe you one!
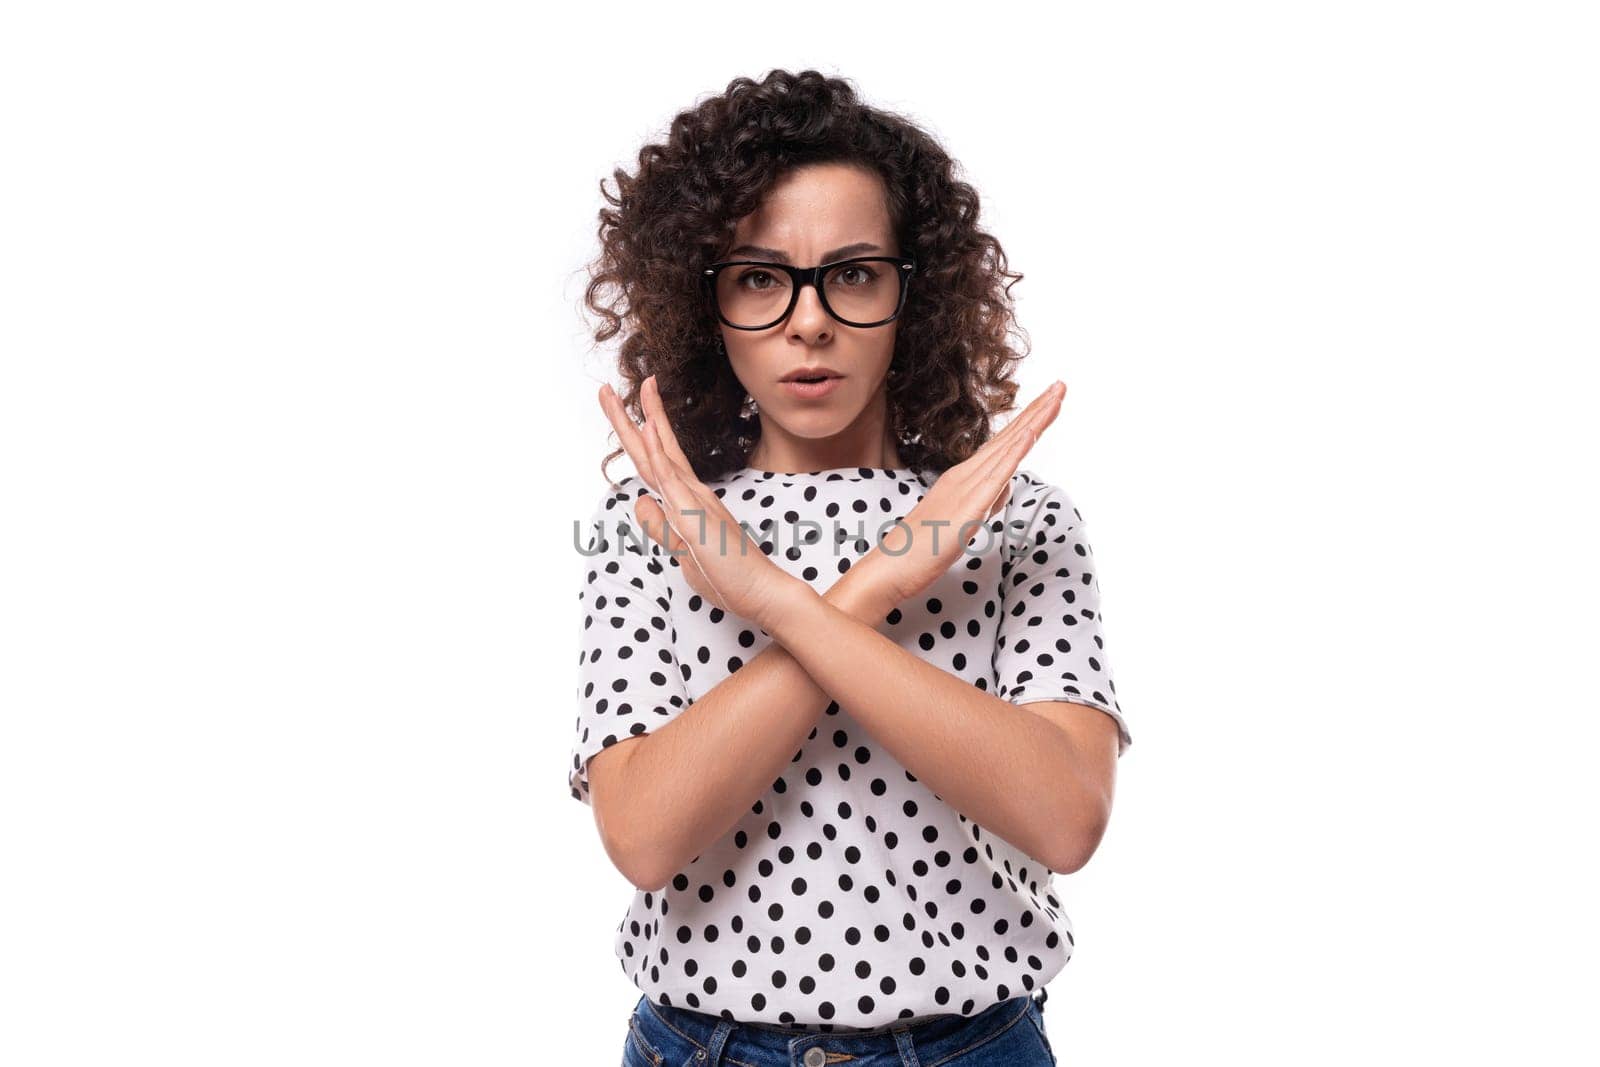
[570,69,1131,1066]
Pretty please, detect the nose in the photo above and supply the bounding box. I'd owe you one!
[787,279,833,342]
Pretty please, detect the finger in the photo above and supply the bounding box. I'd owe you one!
[626,454,726,607]
[937,383,1059,542]
[959,381,1063,484]
[1012,383,1064,451]
[599,383,661,493]
[991,381,1061,443]
[637,406,679,512]
[985,479,1013,522]
[640,398,729,533]
[642,417,734,606]
[629,488,676,552]
[644,421,738,571]
[632,479,722,603]
[639,407,713,541]
[966,479,1013,547]
[640,375,696,475]
[973,388,1056,492]
[991,381,1064,453]
[969,419,1041,522]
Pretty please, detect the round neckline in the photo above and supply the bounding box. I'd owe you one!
[729,464,919,479]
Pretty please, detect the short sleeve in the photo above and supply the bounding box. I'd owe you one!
[991,476,1132,757]
[568,477,693,806]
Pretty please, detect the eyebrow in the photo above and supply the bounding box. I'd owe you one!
[725,241,884,264]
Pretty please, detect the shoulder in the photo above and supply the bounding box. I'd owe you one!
[994,470,1098,581]
[1004,468,1085,530]
[583,474,652,524]
[578,475,659,563]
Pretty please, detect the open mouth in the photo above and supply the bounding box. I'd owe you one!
[780,372,845,399]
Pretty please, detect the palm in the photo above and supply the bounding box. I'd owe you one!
[892,476,1007,594]
[629,490,751,614]
[872,381,1067,605]
[598,375,795,626]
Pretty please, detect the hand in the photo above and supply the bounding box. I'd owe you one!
[868,381,1067,607]
[597,374,803,629]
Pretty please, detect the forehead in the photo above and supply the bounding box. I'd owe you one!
[731,164,893,249]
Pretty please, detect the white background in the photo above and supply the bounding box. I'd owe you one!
[3,2,1596,1063]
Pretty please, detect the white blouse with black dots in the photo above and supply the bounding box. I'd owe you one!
[569,464,1130,1031]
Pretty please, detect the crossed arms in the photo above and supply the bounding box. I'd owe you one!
[586,548,1121,892]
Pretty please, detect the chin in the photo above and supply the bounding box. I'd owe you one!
[771,415,860,440]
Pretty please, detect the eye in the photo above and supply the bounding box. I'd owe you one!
[737,269,780,291]
[835,264,879,286]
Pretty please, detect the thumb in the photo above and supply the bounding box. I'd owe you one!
[632,492,690,557]
[985,481,1013,523]
[970,483,1013,548]
[631,492,671,549]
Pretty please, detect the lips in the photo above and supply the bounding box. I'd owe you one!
[780,366,843,383]
[779,374,845,400]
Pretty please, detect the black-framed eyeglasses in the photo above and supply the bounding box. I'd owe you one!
[701,255,917,331]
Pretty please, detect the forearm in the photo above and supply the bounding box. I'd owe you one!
[614,567,898,890]
[760,578,1104,873]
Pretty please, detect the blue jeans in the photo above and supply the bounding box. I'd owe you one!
[622,988,1058,1067]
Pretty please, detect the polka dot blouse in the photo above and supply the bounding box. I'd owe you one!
[569,464,1130,1031]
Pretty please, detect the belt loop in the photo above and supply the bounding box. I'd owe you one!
[704,1018,735,1065]
[892,1026,922,1067]
[1033,986,1049,1013]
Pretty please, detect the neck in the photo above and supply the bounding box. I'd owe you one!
[745,399,903,474]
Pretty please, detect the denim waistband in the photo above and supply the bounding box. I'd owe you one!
[639,989,1045,1065]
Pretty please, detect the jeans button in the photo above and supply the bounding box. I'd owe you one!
[803,1047,827,1067]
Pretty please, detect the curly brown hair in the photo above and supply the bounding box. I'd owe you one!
[583,68,1032,486]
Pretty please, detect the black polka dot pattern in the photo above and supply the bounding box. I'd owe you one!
[569,465,1129,1030]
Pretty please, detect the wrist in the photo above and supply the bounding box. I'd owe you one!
[753,571,818,637]
[825,556,900,625]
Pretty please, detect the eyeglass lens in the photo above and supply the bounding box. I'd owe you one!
[715,260,900,328]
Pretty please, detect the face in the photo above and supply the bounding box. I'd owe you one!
[717,163,905,472]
